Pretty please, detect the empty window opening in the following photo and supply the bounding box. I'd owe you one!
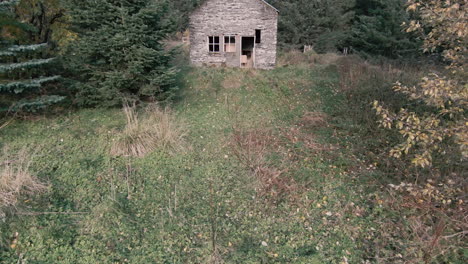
[255,29,261,43]
[224,36,236,53]
[209,36,220,52]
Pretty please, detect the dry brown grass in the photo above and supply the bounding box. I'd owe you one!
[336,55,421,93]
[375,179,468,263]
[110,103,186,157]
[277,50,315,67]
[229,111,336,200]
[299,111,328,128]
[277,50,342,67]
[222,71,244,90]
[229,128,296,199]
[0,147,48,214]
[281,126,336,155]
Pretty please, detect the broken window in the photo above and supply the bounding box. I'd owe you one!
[224,36,236,53]
[208,36,220,52]
[255,29,261,44]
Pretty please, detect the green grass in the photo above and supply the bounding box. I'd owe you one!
[2,57,457,263]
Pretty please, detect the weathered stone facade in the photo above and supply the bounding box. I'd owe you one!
[189,0,278,69]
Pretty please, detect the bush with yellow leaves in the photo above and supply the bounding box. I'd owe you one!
[373,0,467,168]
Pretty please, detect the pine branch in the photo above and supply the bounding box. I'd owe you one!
[0,75,61,93]
[0,58,55,73]
[0,0,20,8]
[7,95,65,112]
[0,43,48,56]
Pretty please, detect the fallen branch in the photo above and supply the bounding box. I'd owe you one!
[442,231,468,239]
[0,118,14,130]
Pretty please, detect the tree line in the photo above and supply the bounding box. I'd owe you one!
[1,0,181,112]
[0,0,455,113]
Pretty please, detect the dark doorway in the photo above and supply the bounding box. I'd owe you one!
[241,37,255,68]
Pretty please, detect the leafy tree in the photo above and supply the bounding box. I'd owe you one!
[373,0,467,167]
[0,0,63,113]
[65,0,178,107]
[349,0,421,58]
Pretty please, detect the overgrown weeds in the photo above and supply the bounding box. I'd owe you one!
[229,128,296,200]
[229,111,336,201]
[277,50,341,67]
[299,111,328,128]
[110,103,186,157]
[334,56,421,176]
[332,55,467,263]
[0,147,47,216]
[373,179,468,263]
[335,55,465,177]
[336,55,417,122]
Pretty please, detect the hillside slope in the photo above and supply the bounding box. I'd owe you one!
[1,54,464,263]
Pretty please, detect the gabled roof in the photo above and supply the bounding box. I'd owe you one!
[259,0,279,13]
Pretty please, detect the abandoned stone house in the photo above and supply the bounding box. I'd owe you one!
[189,0,278,69]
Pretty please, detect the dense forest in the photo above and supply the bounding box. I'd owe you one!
[0,0,431,110]
[1,0,466,263]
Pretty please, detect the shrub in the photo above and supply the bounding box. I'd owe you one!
[373,0,467,168]
[110,103,186,158]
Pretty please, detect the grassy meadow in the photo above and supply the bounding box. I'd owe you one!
[0,52,465,263]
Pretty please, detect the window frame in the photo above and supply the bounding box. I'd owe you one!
[224,35,236,53]
[208,36,220,53]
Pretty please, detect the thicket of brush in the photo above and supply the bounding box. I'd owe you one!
[332,55,467,263]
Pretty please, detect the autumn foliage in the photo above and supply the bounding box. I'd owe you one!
[373,0,467,168]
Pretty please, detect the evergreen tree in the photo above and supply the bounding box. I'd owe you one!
[268,0,355,51]
[349,0,421,58]
[168,0,202,32]
[65,0,178,107]
[0,0,63,113]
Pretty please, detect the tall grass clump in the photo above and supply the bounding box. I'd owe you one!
[0,147,47,216]
[110,103,186,157]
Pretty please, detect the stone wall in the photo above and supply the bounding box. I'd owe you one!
[189,0,278,69]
